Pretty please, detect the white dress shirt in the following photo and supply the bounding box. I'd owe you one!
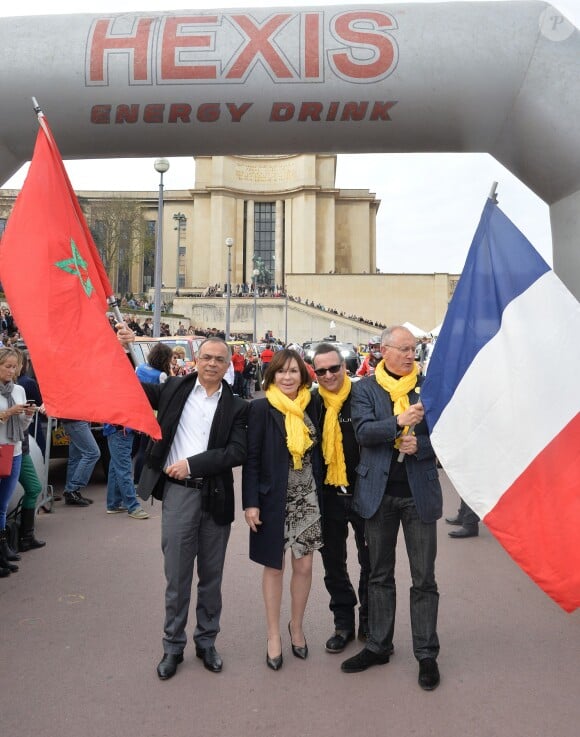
[165,381,223,473]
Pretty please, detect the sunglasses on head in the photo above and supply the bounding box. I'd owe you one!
[313,364,342,377]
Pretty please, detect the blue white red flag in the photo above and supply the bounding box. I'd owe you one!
[421,198,580,612]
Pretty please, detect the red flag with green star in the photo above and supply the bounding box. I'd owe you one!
[0,116,161,439]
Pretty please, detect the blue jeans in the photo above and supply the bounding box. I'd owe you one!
[63,421,100,494]
[106,429,140,512]
[0,452,22,529]
[365,494,440,661]
[243,377,254,398]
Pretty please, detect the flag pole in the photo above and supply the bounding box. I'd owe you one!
[32,96,50,139]
[31,97,139,367]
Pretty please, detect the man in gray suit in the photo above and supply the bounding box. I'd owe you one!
[136,337,248,680]
[341,326,442,691]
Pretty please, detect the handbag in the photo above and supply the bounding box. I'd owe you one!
[0,444,15,477]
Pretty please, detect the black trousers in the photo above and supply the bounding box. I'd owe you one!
[457,498,479,530]
[320,489,370,633]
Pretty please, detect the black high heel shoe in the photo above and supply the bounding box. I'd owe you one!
[266,638,283,671]
[288,621,308,660]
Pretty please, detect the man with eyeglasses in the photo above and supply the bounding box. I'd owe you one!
[311,344,370,654]
[120,332,248,680]
[341,326,443,691]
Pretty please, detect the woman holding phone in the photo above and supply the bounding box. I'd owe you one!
[0,347,35,577]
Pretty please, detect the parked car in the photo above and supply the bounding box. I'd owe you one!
[252,342,282,358]
[47,418,110,480]
[227,340,253,356]
[131,336,206,371]
[302,340,360,375]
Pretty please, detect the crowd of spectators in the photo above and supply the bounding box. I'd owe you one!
[119,295,168,313]
[0,306,21,347]
[287,295,386,329]
[115,288,386,333]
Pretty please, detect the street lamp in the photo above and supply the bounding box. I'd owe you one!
[153,158,170,337]
[252,256,263,343]
[285,289,289,345]
[173,212,186,295]
[252,269,260,343]
[225,237,233,339]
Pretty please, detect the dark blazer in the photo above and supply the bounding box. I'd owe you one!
[351,375,442,523]
[138,373,248,525]
[242,397,323,569]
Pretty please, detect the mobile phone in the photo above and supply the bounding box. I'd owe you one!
[25,400,36,407]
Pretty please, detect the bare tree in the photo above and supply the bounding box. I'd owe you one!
[78,196,153,296]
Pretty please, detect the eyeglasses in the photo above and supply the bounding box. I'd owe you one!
[383,344,416,355]
[197,354,228,365]
[313,364,342,377]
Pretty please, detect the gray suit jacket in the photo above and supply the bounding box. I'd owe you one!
[350,375,442,523]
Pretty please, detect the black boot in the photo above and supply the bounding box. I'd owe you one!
[0,563,10,577]
[0,527,21,562]
[19,508,46,552]
[0,529,19,572]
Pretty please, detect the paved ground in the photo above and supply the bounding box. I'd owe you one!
[1,462,578,737]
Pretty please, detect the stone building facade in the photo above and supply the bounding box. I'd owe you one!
[0,154,458,332]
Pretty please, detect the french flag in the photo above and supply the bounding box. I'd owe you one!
[421,198,580,613]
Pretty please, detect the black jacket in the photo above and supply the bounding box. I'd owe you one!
[138,373,248,525]
[242,397,323,568]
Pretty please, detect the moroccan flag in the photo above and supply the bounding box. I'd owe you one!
[0,115,161,439]
[421,198,580,613]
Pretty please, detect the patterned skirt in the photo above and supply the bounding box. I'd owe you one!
[283,447,323,559]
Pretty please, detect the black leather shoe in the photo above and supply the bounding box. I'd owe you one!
[445,515,463,525]
[266,638,283,671]
[418,658,440,690]
[196,645,223,673]
[19,534,46,552]
[1,558,18,572]
[156,653,183,680]
[64,491,90,507]
[326,630,355,653]
[1,544,20,562]
[341,648,390,673]
[288,621,308,659]
[79,494,94,505]
[449,526,478,538]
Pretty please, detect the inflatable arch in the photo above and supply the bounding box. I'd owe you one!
[1,2,579,292]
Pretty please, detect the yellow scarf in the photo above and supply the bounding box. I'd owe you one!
[318,374,351,487]
[266,385,313,469]
[374,359,419,449]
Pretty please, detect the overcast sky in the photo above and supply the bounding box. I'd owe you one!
[2,0,578,273]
